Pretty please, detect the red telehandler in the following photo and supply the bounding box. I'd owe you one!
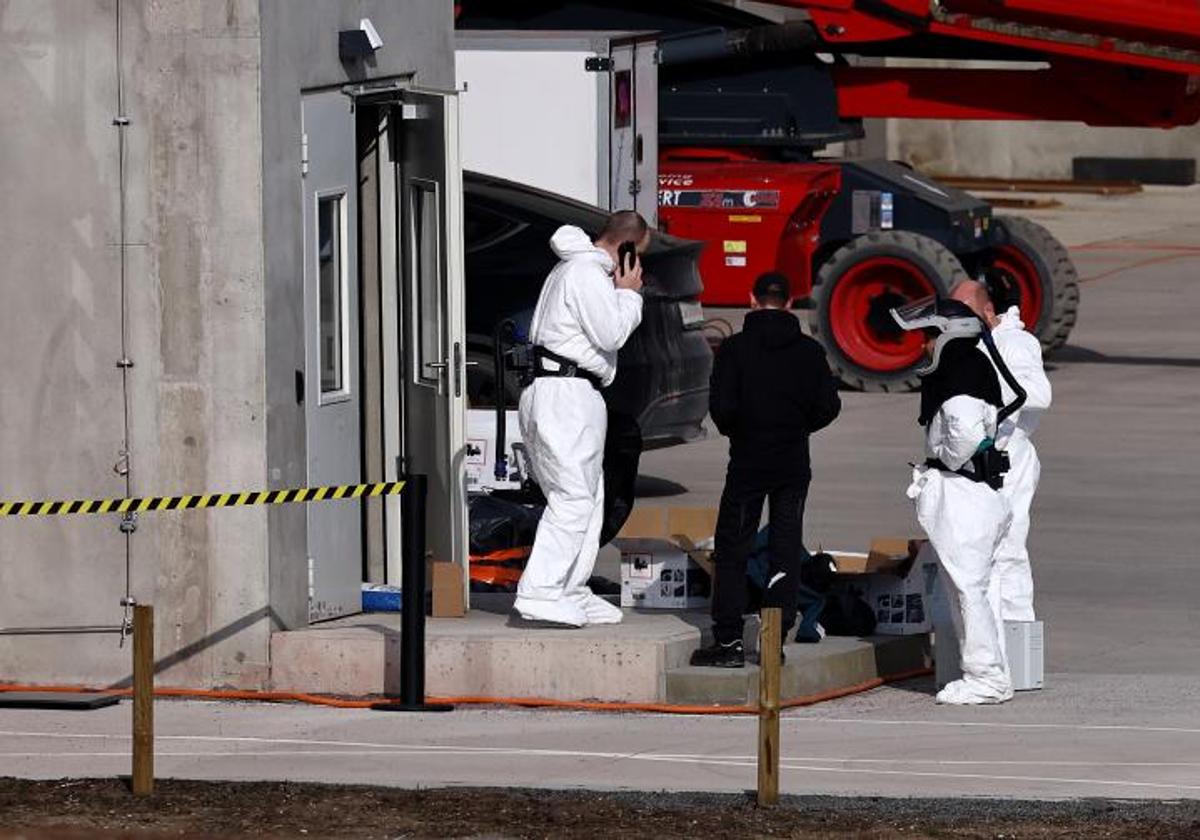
[459,1,1200,388]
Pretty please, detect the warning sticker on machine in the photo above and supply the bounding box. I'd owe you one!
[658,173,695,187]
[723,240,747,254]
[659,190,780,209]
[725,256,748,267]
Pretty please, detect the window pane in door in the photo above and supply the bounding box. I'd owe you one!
[411,181,443,384]
[318,194,345,394]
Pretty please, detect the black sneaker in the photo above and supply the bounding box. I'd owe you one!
[690,640,745,668]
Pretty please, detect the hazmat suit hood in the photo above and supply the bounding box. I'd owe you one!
[550,225,613,270]
[995,306,1025,332]
[743,307,804,350]
[526,225,642,389]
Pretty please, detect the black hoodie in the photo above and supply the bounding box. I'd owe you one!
[709,308,842,477]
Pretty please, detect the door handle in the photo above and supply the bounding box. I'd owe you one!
[426,361,449,370]
[295,370,305,405]
[453,342,463,398]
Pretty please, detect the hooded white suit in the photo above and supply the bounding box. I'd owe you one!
[908,393,1013,705]
[986,307,1052,622]
[514,226,643,626]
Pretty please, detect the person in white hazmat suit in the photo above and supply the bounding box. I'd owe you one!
[513,212,649,627]
[892,297,1027,704]
[950,281,1051,622]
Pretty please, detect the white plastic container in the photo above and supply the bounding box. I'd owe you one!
[1005,620,1045,691]
[935,620,1044,691]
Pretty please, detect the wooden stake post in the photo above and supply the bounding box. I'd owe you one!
[757,607,781,806]
[131,604,154,796]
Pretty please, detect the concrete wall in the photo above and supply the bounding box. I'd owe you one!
[0,1,132,683]
[0,0,268,688]
[259,0,455,631]
[0,0,455,689]
[887,118,1200,180]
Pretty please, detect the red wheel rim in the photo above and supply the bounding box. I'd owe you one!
[992,245,1045,331]
[829,257,937,373]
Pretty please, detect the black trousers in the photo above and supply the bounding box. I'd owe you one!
[712,468,810,645]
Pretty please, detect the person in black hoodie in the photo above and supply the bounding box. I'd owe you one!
[691,273,842,667]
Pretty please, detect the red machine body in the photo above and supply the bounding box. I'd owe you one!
[658,151,840,306]
[776,0,1200,126]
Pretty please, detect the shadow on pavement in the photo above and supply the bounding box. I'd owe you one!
[877,671,937,698]
[1050,345,1200,368]
[634,475,690,498]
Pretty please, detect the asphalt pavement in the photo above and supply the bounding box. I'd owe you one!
[1,672,1199,799]
[642,205,1200,678]
[2,191,1198,802]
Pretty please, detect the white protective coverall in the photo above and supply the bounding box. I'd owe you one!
[987,307,1052,622]
[514,226,643,626]
[908,394,1013,704]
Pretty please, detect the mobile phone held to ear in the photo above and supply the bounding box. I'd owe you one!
[618,240,637,274]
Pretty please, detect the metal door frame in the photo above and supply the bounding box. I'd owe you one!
[346,83,468,603]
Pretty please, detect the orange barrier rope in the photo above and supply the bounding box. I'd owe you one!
[0,667,932,715]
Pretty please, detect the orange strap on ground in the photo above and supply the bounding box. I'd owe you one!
[0,667,932,714]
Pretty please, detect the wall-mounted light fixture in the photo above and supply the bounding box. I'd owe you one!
[340,18,383,62]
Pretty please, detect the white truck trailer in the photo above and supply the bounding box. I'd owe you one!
[456,30,660,225]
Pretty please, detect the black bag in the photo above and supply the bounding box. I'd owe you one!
[819,588,878,637]
[801,551,838,594]
[468,495,542,555]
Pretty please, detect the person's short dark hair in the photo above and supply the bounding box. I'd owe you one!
[753,272,790,307]
[984,270,1022,313]
[598,210,650,246]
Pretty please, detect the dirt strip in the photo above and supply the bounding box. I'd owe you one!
[2,779,1199,839]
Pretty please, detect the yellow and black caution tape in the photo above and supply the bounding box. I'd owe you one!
[0,481,405,518]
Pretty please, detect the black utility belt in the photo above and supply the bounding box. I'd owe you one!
[926,446,1010,491]
[531,346,603,391]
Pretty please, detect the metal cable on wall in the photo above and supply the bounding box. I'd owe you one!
[113,0,136,640]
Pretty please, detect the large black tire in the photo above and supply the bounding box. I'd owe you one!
[993,216,1080,352]
[810,231,968,392]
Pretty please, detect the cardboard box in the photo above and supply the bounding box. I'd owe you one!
[431,561,466,618]
[833,538,935,635]
[830,536,919,575]
[615,506,716,609]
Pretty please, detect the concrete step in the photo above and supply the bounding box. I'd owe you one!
[666,635,930,706]
[270,595,929,704]
[271,595,700,702]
